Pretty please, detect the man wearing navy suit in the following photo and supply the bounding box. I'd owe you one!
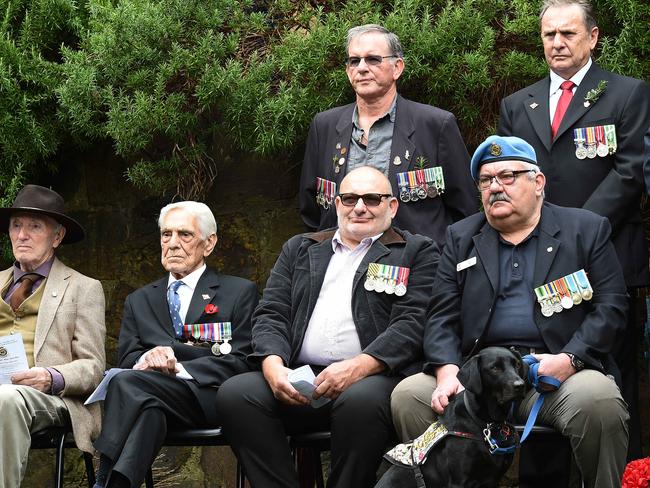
[93,201,258,488]
[299,24,476,246]
[498,0,650,458]
[391,136,629,488]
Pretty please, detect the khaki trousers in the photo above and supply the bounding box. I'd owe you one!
[0,384,68,488]
[390,370,628,488]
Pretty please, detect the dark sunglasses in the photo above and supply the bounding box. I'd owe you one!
[345,55,397,68]
[338,193,393,207]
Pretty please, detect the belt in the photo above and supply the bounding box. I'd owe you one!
[507,345,549,357]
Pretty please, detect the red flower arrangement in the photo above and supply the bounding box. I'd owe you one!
[622,457,650,488]
[204,304,219,314]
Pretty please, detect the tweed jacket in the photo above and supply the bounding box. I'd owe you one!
[250,227,439,376]
[499,63,650,286]
[299,95,477,246]
[0,257,106,453]
[422,203,628,379]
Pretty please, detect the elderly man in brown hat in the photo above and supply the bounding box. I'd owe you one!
[0,184,105,487]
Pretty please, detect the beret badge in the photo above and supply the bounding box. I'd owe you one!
[489,143,502,157]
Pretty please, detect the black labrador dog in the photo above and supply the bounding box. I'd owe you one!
[376,347,528,488]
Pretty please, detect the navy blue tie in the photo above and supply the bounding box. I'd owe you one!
[167,280,185,338]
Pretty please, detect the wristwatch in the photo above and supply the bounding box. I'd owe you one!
[564,353,585,371]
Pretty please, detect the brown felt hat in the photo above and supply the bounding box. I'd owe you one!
[0,185,85,244]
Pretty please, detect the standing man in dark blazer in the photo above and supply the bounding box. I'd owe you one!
[498,0,650,457]
[217,166,439,488]
[391,136,629,488]
[300,24,476,247]
[93,201,258,488]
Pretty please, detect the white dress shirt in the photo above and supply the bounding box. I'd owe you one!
[549,58,592,123]
[297,230,382,366]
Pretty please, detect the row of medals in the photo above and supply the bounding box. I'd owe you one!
[399,182,444,203]
[316,192,335,209]
[364,275,407,296]
[535,273,593,318]
[182,324,232,356]
[574,141,612,160]
[364,264,408,297]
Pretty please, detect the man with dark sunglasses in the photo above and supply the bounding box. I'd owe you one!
[299,24,476,248]
[217,166,440,487]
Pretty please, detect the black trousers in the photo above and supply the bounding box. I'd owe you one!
[93,370,217,487]
[216,371,400,488]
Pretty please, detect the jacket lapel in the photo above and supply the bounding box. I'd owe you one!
[523,77,553,153]
[553,64,602,142]
[148,277,175,337]
[472,222,501,293]
[307,239,335,320]
[186,268,220,324]
[388,95,416,183]
[533,204,562,286]
[34,258,70,358]
[334,105,355,185]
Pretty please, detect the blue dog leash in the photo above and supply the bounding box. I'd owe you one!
[520,355,561,443]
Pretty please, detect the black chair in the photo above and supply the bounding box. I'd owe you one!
[144,427,244,488]
[30,426,96,488]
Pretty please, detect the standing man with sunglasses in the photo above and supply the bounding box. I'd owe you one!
[299,24,476,247]
[391,135,629,488]
[217,166,439,487]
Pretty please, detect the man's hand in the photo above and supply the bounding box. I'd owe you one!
[534,353,576,386]
[431,364,464,414]
[133,346,178,375]
[11,367,52,393]
[262,355,310,406]
[313,354,384,400]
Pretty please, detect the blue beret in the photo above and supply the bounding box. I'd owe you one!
[470,135,537,180]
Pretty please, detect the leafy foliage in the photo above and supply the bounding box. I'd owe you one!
[1,0,648,200]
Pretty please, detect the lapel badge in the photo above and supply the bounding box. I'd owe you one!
[583,101,590,108]
[529,102,539,110]
[336,142,341,150]
[393,156,402,166]
[202,294,210,300]
[405,150,410,160]
[340,147,347,155]
[204,304,219,314]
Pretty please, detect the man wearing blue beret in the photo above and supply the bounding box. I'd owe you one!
[391,135,629,488]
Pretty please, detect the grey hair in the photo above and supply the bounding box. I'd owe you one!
[158,201,217,240]
[539,0,597,31]
[346,24,404,59]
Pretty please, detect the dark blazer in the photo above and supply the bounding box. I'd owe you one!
[299,95,477,246]
[117,267,259,422]
[498,63,650,286]
[422,203,628,378]
[250,227,440,376]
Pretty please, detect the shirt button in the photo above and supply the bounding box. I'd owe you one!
[513,262,519,268]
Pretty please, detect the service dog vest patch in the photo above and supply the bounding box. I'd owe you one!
[384,420,449,466]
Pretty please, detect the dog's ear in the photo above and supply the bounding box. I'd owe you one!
[458,355,482,395]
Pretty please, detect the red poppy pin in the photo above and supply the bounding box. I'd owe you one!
[204,304,218,315]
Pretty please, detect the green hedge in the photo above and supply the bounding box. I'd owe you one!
[1,0,648,199]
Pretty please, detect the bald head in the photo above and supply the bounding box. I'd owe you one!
[339,166,393,195]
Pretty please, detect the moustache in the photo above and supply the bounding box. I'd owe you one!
[488,192,511,205]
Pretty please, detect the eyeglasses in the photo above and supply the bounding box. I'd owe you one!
[338,193,393,207]
[477,169,536,190]
[345,55,397,68]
